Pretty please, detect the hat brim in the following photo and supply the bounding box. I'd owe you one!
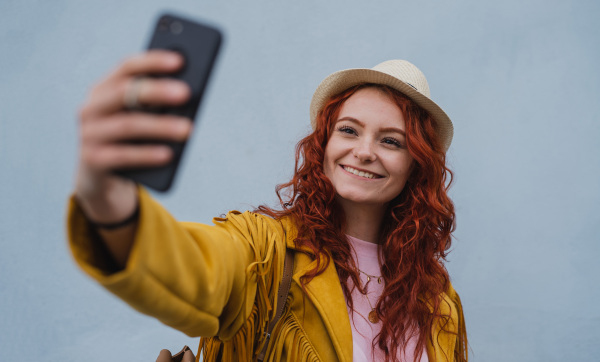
[310,68,453,152]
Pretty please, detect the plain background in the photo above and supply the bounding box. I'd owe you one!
[1,0,599,361]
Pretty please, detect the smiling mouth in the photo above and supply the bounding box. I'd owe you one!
[341,165,383,179]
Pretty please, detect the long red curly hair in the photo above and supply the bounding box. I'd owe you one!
[258,83,462,362]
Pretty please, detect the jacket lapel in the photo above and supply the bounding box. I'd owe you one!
[285,235,353,362]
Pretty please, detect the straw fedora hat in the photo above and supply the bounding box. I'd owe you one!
[310,60,453,152]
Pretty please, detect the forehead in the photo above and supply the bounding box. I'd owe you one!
[337,87,406,129]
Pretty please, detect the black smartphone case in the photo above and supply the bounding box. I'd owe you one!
[116,13,222,192]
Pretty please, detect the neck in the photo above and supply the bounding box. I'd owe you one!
[338,199,386,244]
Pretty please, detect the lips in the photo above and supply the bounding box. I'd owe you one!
[341,165,383,179]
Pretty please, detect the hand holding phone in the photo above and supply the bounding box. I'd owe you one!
[116,13,222,191]
[74,13,222,232]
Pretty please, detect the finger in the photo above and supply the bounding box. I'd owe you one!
[81,113,192,144]
[81,143,174,171]
[81,77,190,119]
[156,349,173,362]
[112,50,184,80]
[79,50,186,119]
[135,78,191,108]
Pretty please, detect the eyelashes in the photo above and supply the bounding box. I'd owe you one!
[337,125,357,135]
[382,137,403,148]
[336,125,406,149]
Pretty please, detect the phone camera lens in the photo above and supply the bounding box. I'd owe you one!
[158,17,171,32]
[170,21,183,34]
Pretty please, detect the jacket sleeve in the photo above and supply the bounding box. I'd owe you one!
[66,187,285,340]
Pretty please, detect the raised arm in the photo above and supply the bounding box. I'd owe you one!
[74,51,192,267]
[68,191,287,338]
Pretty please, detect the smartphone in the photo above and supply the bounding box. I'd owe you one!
[116,13,222,192]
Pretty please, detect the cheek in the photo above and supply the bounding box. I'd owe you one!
[387,155,413,175]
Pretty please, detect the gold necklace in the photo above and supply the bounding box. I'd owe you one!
[358,269,382,324]
[359,269,382,288]
[363,292,379,324]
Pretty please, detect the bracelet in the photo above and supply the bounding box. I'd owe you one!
[87,204,140,230]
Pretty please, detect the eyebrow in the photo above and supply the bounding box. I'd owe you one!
[336,116,406,135]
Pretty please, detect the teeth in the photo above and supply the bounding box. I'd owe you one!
[343,166,376,179]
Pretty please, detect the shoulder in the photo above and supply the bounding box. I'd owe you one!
[212,210,275,226]
[435,282,464,330]
[207,210,298,249]
[428,282,468,361]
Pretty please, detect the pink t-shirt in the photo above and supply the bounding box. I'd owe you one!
[345,235,428,362]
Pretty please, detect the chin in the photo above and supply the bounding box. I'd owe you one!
[335,193,386,207]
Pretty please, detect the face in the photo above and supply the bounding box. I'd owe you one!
[323,87,413,209]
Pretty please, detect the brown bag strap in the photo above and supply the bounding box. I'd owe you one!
[257,247,295,361]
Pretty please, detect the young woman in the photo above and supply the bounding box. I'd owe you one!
[68,51,467,362]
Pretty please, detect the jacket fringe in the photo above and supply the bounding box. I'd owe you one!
[197,237,321,361]
[198,306,321,361]
[197,304,259,361]
[198,214,300,361]
[265,309,321,362]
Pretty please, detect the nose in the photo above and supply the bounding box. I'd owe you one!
[353,140,376,162]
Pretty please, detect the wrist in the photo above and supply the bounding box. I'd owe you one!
[75,179,139,226]
[86,203,140,230]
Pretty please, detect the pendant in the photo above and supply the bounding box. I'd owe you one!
[368,310,379,323]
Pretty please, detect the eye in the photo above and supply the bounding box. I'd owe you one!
[337,125,357,135]
[382,137,405,148]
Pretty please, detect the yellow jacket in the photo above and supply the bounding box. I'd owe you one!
[68,188,466,361]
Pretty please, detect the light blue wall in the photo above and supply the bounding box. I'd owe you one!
[1,0,599,360]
